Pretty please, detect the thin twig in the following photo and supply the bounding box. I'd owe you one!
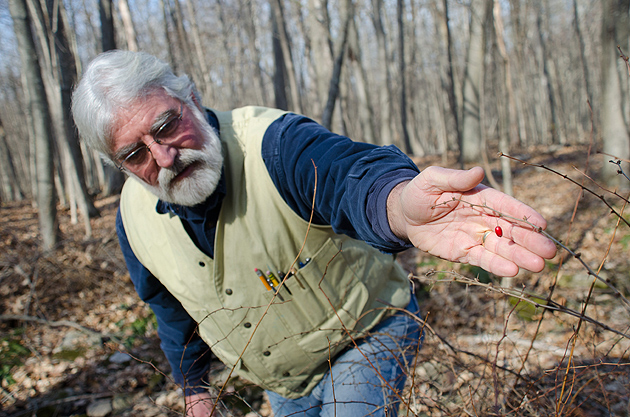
[415,272,630,340]
[435,196,630,312]
[499,153,630,221]
[492,296,520,413]
[205,160,320,416]
[618,46,630,77]
[0,314,117,342]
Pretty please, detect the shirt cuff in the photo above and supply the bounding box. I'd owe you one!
[367,169,419,251]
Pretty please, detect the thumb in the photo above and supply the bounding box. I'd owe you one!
[422,166,485,192]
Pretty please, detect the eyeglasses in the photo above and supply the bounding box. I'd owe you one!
[115,102,184,171]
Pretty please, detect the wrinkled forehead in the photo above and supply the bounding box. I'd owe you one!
[108,91,180,149]
[105,87,172,133]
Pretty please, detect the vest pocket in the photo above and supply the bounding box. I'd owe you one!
[273,238,370,353]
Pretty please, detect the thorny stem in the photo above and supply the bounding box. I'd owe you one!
[549,148,594,414]
[327,338,337,417]
[494,153,630,310]
[318,249,420,415]
[417,271,629,340]
[538,223,630,312]
[468,385,479,416]
[437,192,630,313]
[493,298,520,413]
[405,311,425,417]
[557,197,628,415]
[548,104,597,417]
[610,159,630,183]
[498,153,630,226]
[618,46,630,77]
[385,299,533,384]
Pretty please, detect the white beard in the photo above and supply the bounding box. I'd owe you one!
[129,105,224,206]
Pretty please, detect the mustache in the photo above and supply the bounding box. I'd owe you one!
[157,149,205,187]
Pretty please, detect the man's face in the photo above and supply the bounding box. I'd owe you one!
[110,92,223,206]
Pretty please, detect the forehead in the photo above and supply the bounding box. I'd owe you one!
[110,92,178,147]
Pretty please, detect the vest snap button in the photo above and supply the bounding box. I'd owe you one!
[225,288,233,295]
[198,261,205,267]
[244,322,251,328]
[263,350,271,356]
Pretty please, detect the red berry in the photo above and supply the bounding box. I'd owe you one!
[495,226,503,237]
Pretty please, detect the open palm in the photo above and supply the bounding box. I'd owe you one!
[389,166,557,277]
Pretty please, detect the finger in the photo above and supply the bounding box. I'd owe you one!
[422,166,485,193]
[482,232,547,273]
[467,244,520,277]
[480,189,548,232]
[508,223,557,260]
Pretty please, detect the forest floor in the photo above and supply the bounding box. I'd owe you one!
[1,144,630,417]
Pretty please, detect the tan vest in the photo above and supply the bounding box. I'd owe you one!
[120,106,410,398]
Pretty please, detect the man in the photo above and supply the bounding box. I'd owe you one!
[72,50,556,417]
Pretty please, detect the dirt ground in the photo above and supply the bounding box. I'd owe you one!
[1,145,629,416]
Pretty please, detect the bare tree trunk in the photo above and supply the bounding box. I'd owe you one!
[508,0,529,146]
[270,0,302,113]
[271,7,289,110]
[25,0,82,228]
[461,0,490,164]
[307,0,332,116]
[216,0,237,108]
[47,0,98,225]
[169,0,198,95]
[158,0,177,70]
[22,71,39,205]
[492,0,514,195]
[572,0,595,126]
[348,16,375,144]
[536,1,563,144]
[396,0,411,154]
[406,0,422,156]
[241,0,268,105]
[617,0,630,128]
[0,116,24,201]
[430,76,449,165]
[9,0,59,250]
[321,0,352,130]
[372,0,395,146]
[97,0,126,196]
[183,0,212,100]
[335,68,349,136]
[440,0,462,161]
[601,0,630,188]
[118,0,138,51]
[99,0,116,51]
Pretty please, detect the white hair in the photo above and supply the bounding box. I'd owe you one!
[71,50,201,160]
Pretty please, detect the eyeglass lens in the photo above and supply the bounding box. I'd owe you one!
[118,103,183,170]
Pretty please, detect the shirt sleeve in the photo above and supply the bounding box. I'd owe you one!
[116,209,212,395]
[261,113,420,253]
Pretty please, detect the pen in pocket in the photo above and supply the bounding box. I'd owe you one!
[255,268,284,301]
[255,268,272,290]
[278,268,304,289]
[268,270,292,295]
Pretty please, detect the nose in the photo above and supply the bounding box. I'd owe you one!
[148,140,178,168]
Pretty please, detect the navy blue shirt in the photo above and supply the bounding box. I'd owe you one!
[116,110,420,394]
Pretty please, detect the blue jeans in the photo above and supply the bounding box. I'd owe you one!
[266,293,422,417]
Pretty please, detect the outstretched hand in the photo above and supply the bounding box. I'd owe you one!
[387,166,557,277]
